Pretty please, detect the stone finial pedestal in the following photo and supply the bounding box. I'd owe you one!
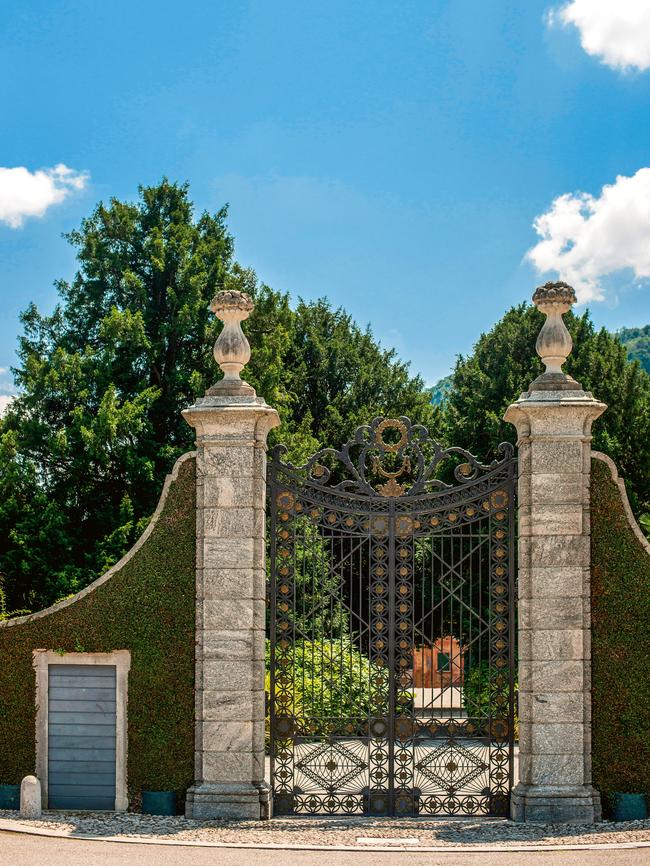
[505,282,606,823]
[184,291,280,820]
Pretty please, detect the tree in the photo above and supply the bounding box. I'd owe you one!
[0,180,437,612]
[443,304,650,514]
[280,298,438,459]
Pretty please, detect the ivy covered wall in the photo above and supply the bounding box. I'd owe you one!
[591,455,650,806]
[0,454,196,806]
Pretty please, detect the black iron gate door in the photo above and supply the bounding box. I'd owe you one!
[268,417,516,817]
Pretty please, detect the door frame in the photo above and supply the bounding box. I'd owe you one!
[33,649,131,810]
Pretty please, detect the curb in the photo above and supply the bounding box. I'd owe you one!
[1,818,650,853]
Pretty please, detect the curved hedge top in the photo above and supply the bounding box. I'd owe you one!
[591,454,650,803]
[0,453,196,802]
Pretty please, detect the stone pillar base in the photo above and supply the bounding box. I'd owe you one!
[185,782,269,820]
[511,784,601,824]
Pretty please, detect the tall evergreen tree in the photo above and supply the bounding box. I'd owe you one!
[443,304,650,514]
[0,180,436,612]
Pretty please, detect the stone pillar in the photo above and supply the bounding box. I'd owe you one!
[184,290,279,820]
[505,282,605,823]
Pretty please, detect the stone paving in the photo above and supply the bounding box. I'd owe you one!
[1,809,649,848]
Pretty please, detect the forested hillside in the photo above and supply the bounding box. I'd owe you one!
[618,325,650,373]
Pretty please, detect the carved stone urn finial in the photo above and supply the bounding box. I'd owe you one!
[529,281,581,392]
[206,290,256,397]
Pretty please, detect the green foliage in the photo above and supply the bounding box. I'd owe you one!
[462,659,519,738]
[268,639,377,737]
[1,180,231,611]
[639,513,650,541]
[443,304,650,514]
[0,180,437,612]
[293,639,376,723]
[591,458,650,806]
[618,325,650,374]
[278,518,349,639]
[462,659,492,718]
[0,456,195,801]
[282,298,438,460]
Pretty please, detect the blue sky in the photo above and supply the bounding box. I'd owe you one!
[2,0,650,398]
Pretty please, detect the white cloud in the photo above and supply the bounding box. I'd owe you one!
[0,164,89,228]
[549,1,650,72]
[0,395,14,415]
[527,168,650,302]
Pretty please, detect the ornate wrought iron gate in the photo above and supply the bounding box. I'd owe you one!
[268,417,516,817]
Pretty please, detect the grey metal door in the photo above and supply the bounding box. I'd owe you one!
[48,664,117,810]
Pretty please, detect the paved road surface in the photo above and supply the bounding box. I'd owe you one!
[0,832,647,866]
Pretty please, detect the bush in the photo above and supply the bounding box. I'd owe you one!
[267,639,378,739]
[462,659,519,739]
[462,659,491,718]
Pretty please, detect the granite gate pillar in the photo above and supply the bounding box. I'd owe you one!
[184,290,279,820]
[505,282,605,823]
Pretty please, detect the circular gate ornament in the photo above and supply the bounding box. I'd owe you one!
[375,418,408,452]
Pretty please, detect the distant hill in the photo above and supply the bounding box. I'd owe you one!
[617,325,650,374]
[430,374,452,405]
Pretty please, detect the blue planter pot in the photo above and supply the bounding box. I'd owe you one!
[611,792,647,822]
[141,790,176,816]
[0,784,20,810]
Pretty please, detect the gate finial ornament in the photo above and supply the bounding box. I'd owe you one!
[530,281,581,392]
[206,289,256,396]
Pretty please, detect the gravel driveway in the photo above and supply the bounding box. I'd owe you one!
[1,809,649,849]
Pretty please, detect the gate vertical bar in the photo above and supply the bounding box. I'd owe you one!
[508,456,517,801]
[367,515,390,815]
[387,499,396,816]
[268,459,278,811]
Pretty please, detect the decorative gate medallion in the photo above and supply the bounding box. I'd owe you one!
[268,417,516,817]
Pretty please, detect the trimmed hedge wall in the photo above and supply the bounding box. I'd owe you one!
[591,457,650,805]
[0,454,196,807]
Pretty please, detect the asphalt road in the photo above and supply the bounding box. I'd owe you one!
[0,833,648,866]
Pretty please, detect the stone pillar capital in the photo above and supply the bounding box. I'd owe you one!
[182,395,280,444]
[504,390,607,441]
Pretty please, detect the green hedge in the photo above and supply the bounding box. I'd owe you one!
[0,455,196,807]
[591,457,650,806]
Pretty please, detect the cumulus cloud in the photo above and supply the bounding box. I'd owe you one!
[0,395,14,415]
[0,164,88,228]
[0,368,15,415]
[527,168,650,302]
[549,1,650,72]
